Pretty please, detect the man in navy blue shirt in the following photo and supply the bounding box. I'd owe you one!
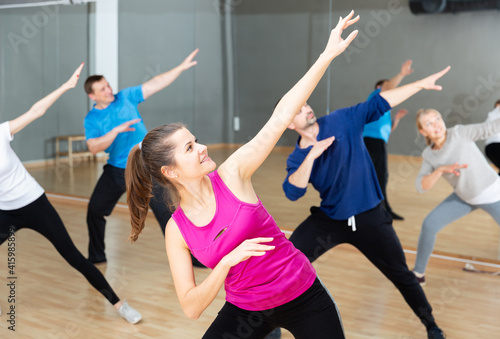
[283,66,450,339]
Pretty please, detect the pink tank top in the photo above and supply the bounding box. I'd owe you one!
[172,171,316,311]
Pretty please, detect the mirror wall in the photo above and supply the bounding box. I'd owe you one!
[231,0,500,262]
[2,0,500,262]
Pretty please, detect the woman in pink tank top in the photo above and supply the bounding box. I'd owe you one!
[125,11,360,339]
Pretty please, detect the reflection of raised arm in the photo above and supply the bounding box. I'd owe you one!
[8,63,84,136]
[381,60,413,92]
[86,118,141,154]
[219,11,359,182]
[391,109,409,133]
[166,218,275,319]
[380,66,450,108]
[141,49,198,100]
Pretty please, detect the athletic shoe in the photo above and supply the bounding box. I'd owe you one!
[427,326,446,339]
[117,301,142,324]
[265,328,281,339]
[413,271,426,286]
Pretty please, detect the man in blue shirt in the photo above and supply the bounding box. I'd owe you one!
[283,66,450,339]
[363,60,413,220]
[84,49,199,265]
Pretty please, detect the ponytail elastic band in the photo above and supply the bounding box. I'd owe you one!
[138,141,142,150]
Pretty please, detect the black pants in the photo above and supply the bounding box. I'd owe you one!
[0,194,120,305]
[87,164,172,262]
[203,278,344,339]
[485,143,500,174]
[364,137,394,214]
[289,203,437,330]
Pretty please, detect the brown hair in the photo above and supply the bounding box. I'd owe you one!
[495,99,500,108]
[374,79,387,90]
[416,108,442,146]
[125,123,186,242]
[84,75,104,94]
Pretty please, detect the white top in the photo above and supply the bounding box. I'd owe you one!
[0,122,44,210]
[416,121,500,205]
[485,107,500,145]
[466,178,500,205]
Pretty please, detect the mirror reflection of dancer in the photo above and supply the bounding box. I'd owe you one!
[283,66,450,338]
[125,12,360,339]
[0,64,141,323]
[83,50,199,265]
[363,60,414,220]
[413,108,500,285]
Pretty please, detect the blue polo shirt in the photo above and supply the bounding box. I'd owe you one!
[84,85,147,169]
[362,88,392,143]
[283,94,390,220]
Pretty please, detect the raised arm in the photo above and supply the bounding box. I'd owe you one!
[380,60,413,92]
[391,109,409,133]
[8,63,84,136]
[219,11,359,182]
[380,66,450,108]
[141,49,198,100]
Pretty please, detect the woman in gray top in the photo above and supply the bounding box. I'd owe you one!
[413,108,500,285]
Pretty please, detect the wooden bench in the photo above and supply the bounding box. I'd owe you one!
[55,134,95,168]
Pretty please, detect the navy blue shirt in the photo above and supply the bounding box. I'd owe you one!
[283,94,391,220]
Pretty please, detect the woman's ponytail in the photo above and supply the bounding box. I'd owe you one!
[125,145,153,242]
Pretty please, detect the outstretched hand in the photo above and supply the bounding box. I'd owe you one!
[221,237,275,268]
[113,118,141,134]
[419,66,451,91]
[323,10,359,59]
[394,109,409,120]
[307,136,335,161]
[439,162,468,176]
[400,60,414,77]
[64,62,84,89]
[180,49,199,71]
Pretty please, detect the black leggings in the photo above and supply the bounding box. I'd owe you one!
[0,194,120,305]
[87,164,171,263]
[289,203,437,330]
[203,278,344,339]
[364,137,394,214]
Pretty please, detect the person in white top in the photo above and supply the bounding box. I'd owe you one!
[0,63,141,324]
[413,107,500,285]
[484,99,500,174]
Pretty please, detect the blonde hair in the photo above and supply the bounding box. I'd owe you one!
[416,108,442,146]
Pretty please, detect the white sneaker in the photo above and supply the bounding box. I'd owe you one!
[117,301,142,324]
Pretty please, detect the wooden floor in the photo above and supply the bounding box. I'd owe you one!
[1,146,500,338]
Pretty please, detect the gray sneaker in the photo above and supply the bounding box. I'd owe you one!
[117,301,142,324]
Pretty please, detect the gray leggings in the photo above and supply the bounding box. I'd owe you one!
[414,192,500,273]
